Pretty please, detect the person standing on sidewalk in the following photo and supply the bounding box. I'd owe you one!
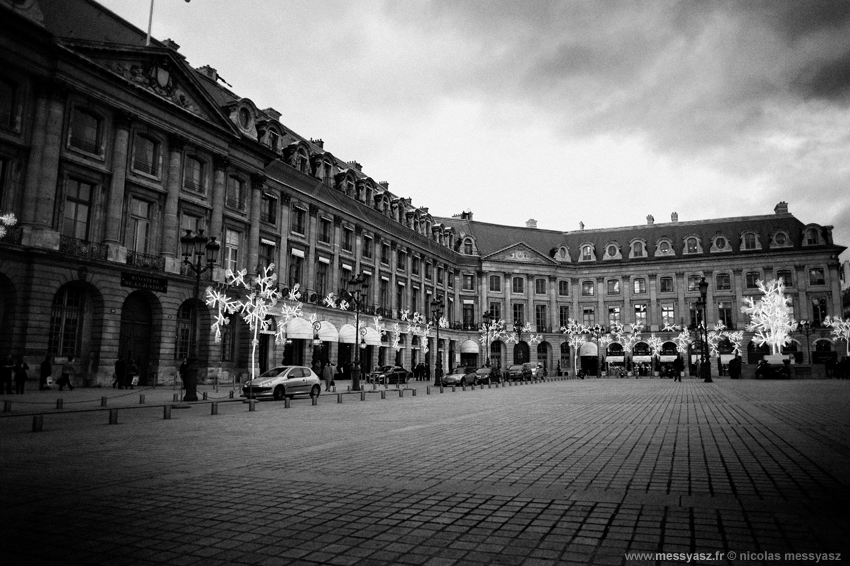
[114,356,126,389]
[323,362,334,392]
[40,355,52,390]
[0,355,13,394]
[57,356,76,391]
[127,358,139,389]
[13,357,29,394]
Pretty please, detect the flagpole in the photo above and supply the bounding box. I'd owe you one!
[146,0,155,46]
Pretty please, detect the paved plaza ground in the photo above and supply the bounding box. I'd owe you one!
[1,378,849,565]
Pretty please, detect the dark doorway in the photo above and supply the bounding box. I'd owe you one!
[120,292,152,384]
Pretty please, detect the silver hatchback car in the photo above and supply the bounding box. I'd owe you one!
[241,366,322,400]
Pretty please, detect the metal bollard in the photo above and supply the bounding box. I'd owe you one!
[284,398,291,408]
[163,405,171,419]
[311,396,318,406]
[211,402,218,415]
[332,385,336,392]
[412,388,417,396]
[101,397,107,407]
[203,392,208,400]
[249,399,257,411]
[108,409,118,425]
[173,393,179,402]
[427,386,431,395]
[56,399,64,409]
[380,390,386,399]
[452,386,456,393]
[348,385,351,392]
[3,400,10,413]
[139,395,145,404]
[229,391,234,399]
[399,389,403,397]
[360,391,366,401]
[338,394,343,404]
[461,384,465,391]
[440,386,444,393]
[32,415,43,432]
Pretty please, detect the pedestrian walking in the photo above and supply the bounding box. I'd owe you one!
[673,356,683,382]
[114,356,126,389]
[323,362,334,391]
[1,355,13,394]
[127,358,139,388]
[57,356,76,391]
[13,357,29,394]
[40,355,52,390]
[178,357,189,389]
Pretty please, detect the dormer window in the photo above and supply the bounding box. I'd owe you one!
[632,241,644,257]
[580,245,594,261]
[238,107,251,129]
[463,239,473,255]
[742,232,758,250]
[607,244,617,256]
[686,237,698,254]
[655,239,674,257]
[773,231,789,247]
[806,228,820,245]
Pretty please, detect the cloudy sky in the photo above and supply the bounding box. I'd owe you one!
[99,0,850,260]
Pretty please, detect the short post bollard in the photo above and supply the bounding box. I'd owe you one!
[173,393,179,402]
[32,415,43,432]
[412,388,417,396]
[3,400,11,413]
[139,395,145,404]
[229,391,234,399]
[348,385,351,392]
[337,394,343,403]
[108,409,118,425]
[380,390,386,399]
[56,399,64,410]
[101,397,107,407]
[360,391,366,401]
[452,386,456,393]
[332,385,336,392]
[203,392,208,401]
[211,402,219,415]
[461,384,465,391]
[284,398,291,408]
[249,399,257,411]
[163,405,171,419]
[399,389,403,397]
[311,395,318,406]
[427,386,431,395]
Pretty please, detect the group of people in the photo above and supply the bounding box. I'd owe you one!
[112,356,140,389]
[412,362,430,380]
[0,355,79,393]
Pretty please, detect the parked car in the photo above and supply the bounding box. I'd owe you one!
[369,365,409,385]
[441,366,475,386]
[473,366,502,385]
[755,360,791,379]
[241,366,321,400]
[507,363,533,381]
[530,363,545,378]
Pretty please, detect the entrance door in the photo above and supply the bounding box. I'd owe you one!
[120,292,152,384]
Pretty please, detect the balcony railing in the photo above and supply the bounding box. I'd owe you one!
[59,235,108,261]
[126,250,165,271]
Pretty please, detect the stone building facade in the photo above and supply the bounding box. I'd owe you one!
[1,0,846,385]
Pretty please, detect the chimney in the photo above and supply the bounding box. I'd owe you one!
[579,221,585,231]
[526,219,537,229]
[378,181,389,190]
[162,38,180,51]
[263,107,282,121]
[347,161,362,172]
[671,212,678,223]
[647,214,654,225]
[774,201,789,215]
[197,65,217,81]
[464,210,473,221]
[310,138,324,149]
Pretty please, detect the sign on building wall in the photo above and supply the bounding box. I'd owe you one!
[121,272,168,293]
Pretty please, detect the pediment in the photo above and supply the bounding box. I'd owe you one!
[64,42,233,130]
[484,242,555,265]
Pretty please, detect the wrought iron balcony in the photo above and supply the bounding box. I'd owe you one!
[59,235,108,261]
[126,250,165,271]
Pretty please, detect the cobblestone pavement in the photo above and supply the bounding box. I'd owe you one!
[1,379,849,565]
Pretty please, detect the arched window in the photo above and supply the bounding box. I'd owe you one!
[632,241,644,257]
[743,233,756,249]
[581,245,593,261]
[49,286,85,357]
[806,228,820,245]
[686,238,698,253]
[175,302,196,360]
[464,239,473,255]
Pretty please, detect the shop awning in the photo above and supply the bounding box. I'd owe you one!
[579,342,598,356]
[317,321,338,342]
[460,339,480,354]
[284,317,313,339]
[363,327,382,346]
[338,324,357,344]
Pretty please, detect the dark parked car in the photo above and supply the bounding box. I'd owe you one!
[506,363,533,381]
[755,360,790,379]
[473,366,502,385]
[368,365,409,385]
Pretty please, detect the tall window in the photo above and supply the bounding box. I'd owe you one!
[746,271,759,288]
[633,278,646,294]
[689,302,703,327]
[581,245,593,260]
[661,304,674,325]
[463,274,474,291]
[512,303,525,326]
[68,108,102,154]
[397,251,407,271]
[582,280,594,296]
[632,241,644,257]
[809,268,825,286]
[806,228,820,245]
[437,267,444,285]
[179,214,203,254]
[411,256,419,274]
[381,243,390,264]
[558,280,569,296]
[490,275,501,292]
[463,304,475,327]
[0,158,6,211]
[315,260,329,297]
[396,283,406,311]
[490,302,502,321]
[687,275,701,291]
[49,287,84,357]
[718,301,733,327]
[132,134,160,176]
[183,156,206,193]
[380,279,390,311]
[535,279,546,295]
[777,269,793,286]
[0,78,15,129]
[288,252,303,288]
[319,218,332,244]
[743,233,756,249]
[62,178,93,240]
[425,263,433,280]
[660,277,673,293]
[608,306,621,327]
[260,194,277,224]
[812,297,827,326]
[582,307,595,327]
[512,277,524,294]
[559,306,570,329]
[607,279,620,295]
[535,304,547,330]
[125,197,151,253]
[175,303,194,360]
[464,240,473,255]
[363,237,373,259]
[716,273,731,290]
[342,228,353,252]
[224,229,240,272]
[220,314,235,362]
[291,207,306,234]
[633,304,647,326]
[412,287,420,313]
[259,242,275,270]
[226,176,245,210]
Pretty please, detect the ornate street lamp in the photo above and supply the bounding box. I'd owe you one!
[798,320,812,364]
[180,228,220,401]
[697,276,712,383]
[588,324,607,378]
[345,273,369,392]
[482,310,493,367]
[431,296,444,385]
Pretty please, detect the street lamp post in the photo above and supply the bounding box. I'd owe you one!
[697,277,712,383]
[180,229,220,401]
[431,297,444,385]
[345,274,369,392]
[589,324,607,378]
[482,311,493,367]
[798,320,812,364]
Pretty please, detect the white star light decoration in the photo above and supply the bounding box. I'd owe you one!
[0,212,16,239]
[741,278,796,355]
[823,316,850,356]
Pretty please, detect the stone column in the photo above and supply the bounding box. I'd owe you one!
[307,204,319,294]
[623,275,632,325]
[160,135,184,272]
[209,156,228,239]
[278,193,292,277]
[795,264,809,320]
[104,112,133,260]
[247,174,264,273]
[596,277,605,326]
[703,270,714,325]
[732,268,744,328]
[548,275,557,333]
[34,85,66,231]
[676,272,686,324]
[331,217,342,296]
[648,274,658,330]
[20,91,49,226]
